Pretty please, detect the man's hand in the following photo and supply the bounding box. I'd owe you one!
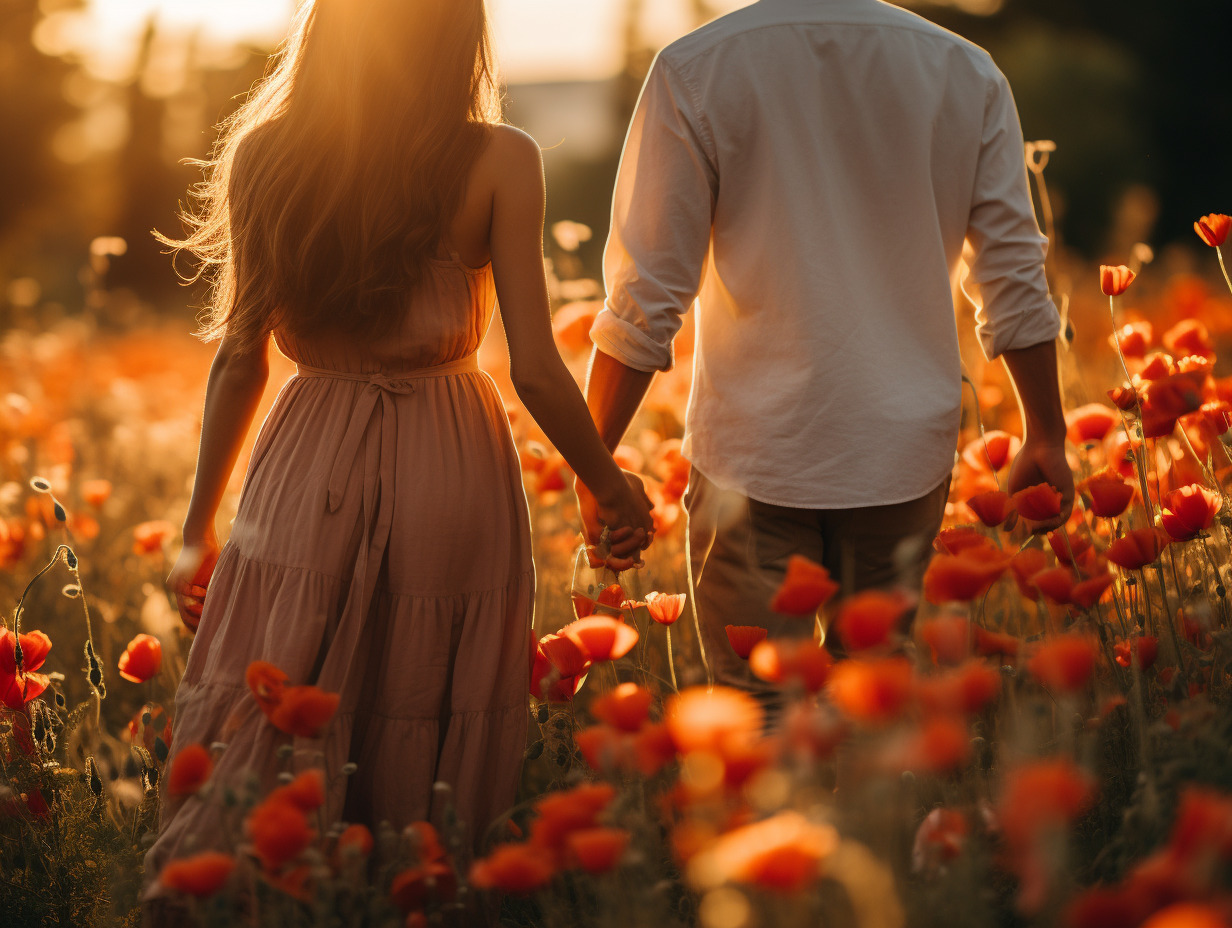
[1006,437,1074,534]
[577,472,655,571]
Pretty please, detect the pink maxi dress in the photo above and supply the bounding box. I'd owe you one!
[143,256,534,896]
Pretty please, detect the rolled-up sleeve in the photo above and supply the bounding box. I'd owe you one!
[966,69,1061,361]
[590,56,717,373]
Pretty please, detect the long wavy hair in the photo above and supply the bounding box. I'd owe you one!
[160,0,502,353]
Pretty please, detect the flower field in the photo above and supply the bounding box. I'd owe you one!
[3,212,1232,928]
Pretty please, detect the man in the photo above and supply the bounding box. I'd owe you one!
[576,0,1074,701]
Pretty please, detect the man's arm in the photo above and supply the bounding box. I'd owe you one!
[584,349,655,453]
[1002,339,1073,534]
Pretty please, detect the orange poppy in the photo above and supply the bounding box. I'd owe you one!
[167,743,213,796]
[159,852,236,897]
[118,633,162,684]
[334,823,375,864]
[1070,570,1117,610]
[826,657,913,726]
[916,660,1001,716]
[575,724,630,773]
[1140,352,1177,381]
[1107,383,1140,411]
[1140,371,1207,438]
[80,478,113,508]
[1110,321,1153,359]
[1194,213,1232,248]
[1164,318,1216,360]
[591,682,652,732]
[685,812,838,893]
[1160,483,1221,541]
[1030,566,1076,605]
[933,524,995,555]
[748,638,833,692]
[269,770,325,812]
[531,636,589,702]
[923,546,1010,604]
[469,843,555,894]
[539,633,589,677]
[725,625,768,659]
[529,782,617,853]
[645,591,687,626]
[1107,528,1170,570]
[973,625,1021,659]
[132,520,176,555]
[1078,469,1134,518]
[1012,483,1063,523]
[246,661,288,714]
[1100,264,1136,297]
[1142,904,1229,928]
[960,430,1020,472]
[1008,547,1049,598]
[1114,636,1158,671]
[966,490,1015,527]
[834,590,912,651]
[561,616,639,663]
[0,628,52,710]
[913,808,969,869]
[666,686,763,756]
[390,862,457,912]
[917,615,974,665]
[769,555,839,615]
[566,827,630,874]
[1065,404,1120,445]
[896,716,971,773]
[408,821,446,864]
[633,722,678,776]
[268,686,340,738]
[1168,787,1232,861]
[1047,528,1091,566]
[246,796,313,871]
[999,758,1095,851]
[1027,634,1098,692]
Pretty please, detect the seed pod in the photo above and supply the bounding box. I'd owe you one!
[54,690,65,709]
[85,756,103,796]
[153,736,168,763]
[53,500,66,522]
[64,547,78,570]
[536,707,549,724]
[29,477,51,493]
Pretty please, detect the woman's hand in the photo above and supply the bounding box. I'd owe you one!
[579,472,656,571]
[167,531,221,632]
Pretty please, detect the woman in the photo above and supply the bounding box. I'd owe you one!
[143,0,653,912]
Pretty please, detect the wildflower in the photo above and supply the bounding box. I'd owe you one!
[1027,635,1097,692]
[685,812,838,893]
[1064,888,1144,928]
[1114,636,1158,671]
[725,624,768,659]
[913,809,968,872]
[917,615,974,665]
[167,743,213,796]
[246,661,288,714]
[1069,569,1117,610]
[117,633,162,683]
[1008,546,1049,598]
[1140,371,1207,438]
[834,590,912,651]
[1012,483,1063,523]
[826,657,913,726]
[916,660,1001,715]
[268,686,340,738]
[1108,383,1140,411]
[0,628,52,710]
[132,520,176,555]
[1047,528,1091,566]
[1066,404,1119,445]
[1106,528,1169,570]
[269,769,325,812]
[999,757,1095,852]
[933,524,994,555]
[407,822,446,864]
[966,490,1015,527]
[1078,469,1134,518]
[961,430,1020,472]
[531,636,589,702]
[334,823,374,863]
[246,796,313,871]
[1194,213,1231,248]
[390,862,457,911]
[1030,566,1076,605]
[1142,904,1229,928]
[769,555,839,614]
[1100,265,1136,297]
[567,827,630,874]
[469,843,555,893]
[895,716,971,774]
[633,723,677,776]
[561,616,639,662]
[539,633,589,677]
[666,686,763,756]
[748,638,833,692]
[80,478,112,508]
[159,852,236,897]
[923,546,1010,604]
[529,782,617,853]
[974,625,1021,659]
[645,591,686,626]
[1164,318,1216,360]
[1110,321,1153,359]
[1160,483,1221,541]
[591,683,652,732]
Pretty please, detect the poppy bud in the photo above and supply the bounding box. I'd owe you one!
[1194,214,1231,248]
[1099,265,1136,297]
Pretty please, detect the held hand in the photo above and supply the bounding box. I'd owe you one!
[1007,437,1075,534]
[166,532,220,632]
[577,472,656,571]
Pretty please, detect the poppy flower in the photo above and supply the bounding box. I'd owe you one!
[1142,904,1228,928]
[1108,384,1140,411]
[167,743,213,796]
[1012,483,1063,523]
[748,639,833,692]
[566,827,630,874]
[826,657,913,726]
[769,555,839,615]
[999,758,1095,850]
[1008,547,1049,598]
[469,843,555,893]
[1078,469,1134,518]
[834,590,912,651]
[1194,213,1232,248]
[1114,636,1158,671]
[268,686,340,738]
[974,625,1021,659]
[0,628,52,710]
[1047,529,1091,567]
[1160,483,1221,541]
[666,686,763,756]
[913,809,969,872]
[117,633,162,683]
[966,490,1015,528]
[335,823,375,862]
[1140,372,1207,438]
[1027,634,1098,692]
[246,661,288,714]
[246,796,313,871]
[1140,352,1178,381]
[529,782,617,853]
[407,821,446,864]
[562,616,639,662]
[916,660,1001,716]
[539,633,589,677]
[933,524,995,555]
[645,591,686,626]
[1030,566,1076,605]
[132,520,176,555]
[531,636,589,702]
[159,852,236,897]
[390,862,457,911]
[1168,786,1232,861]
[591,682,652,732]
[1100,265,1136,297]
[685,812,838,893]
[895,716,972,773]
[269,770,325,812]
[1064,888,1145,928]
[961,430,1020,472]
[923,546,1010,604]
[917,615,974,665]
[1110,321,1153,359]
[633,722,678,776]
[1070,570,1117,610]
[725,625,768,659]
[1164,318,1216,360]
[1066,404,1120,445]
[534,456,570,494]
[80,478,112,508]
[575,724,631,773]
[1106,528,1170,570]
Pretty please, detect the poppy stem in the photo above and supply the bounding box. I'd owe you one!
[664,627,678,692]
[1217,245,1232,297]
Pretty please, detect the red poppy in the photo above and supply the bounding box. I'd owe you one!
[1030,566,1076,605]
[1070,570,1117,610]
[1066,404,1120,445]
[529,782,617,853]
[246,661,288,714]
[268,686,340,738]
[923,546,1010,604]
[916,660,1001,716]
[1114,636,1158,671]
[531,636,590,702]
[1142,904,1228,928]
[769,555,839,615]
[1012,483,1063,523]
[132,520,176,555]
[1047,528,1091,566]
[917,615,974,665]
[567,827,630,874]
[390,862,457,911]
[1078,469,1134,518]
[748,639,833,692]
[1140,371,1207,438]
[725,625,768,659]
[1140,352,1177,381]
[0,628,52,710]
[633,722,678,776]
[562,616,639,662]
[826,657,913,726]
[335,823,375,862]
[1008,547,1049,598]
[591,682,652,732]
[1164,318,1216,360]
[1160,483,1221,541]
[933,524,995,555]
[1194,213,1232,248]
[1168,786,1232,861]
[167,744,213,796]
[1106,528,1170,570]
[913,809,969,870]
[117,633,162,684]
[966,490,1015,527]
[1108,383,1140,411]
[834,590,912,651]
[961,430,1020,472]
[687,812,838,894]
[159,852,236,897]
[666,686,763,756]
[1110,321,1153,359]
[999,758,1095,851]
[645,591,686,626]
[81,478,113,509]
[1027,634,1098,692]
[469,843,555,893]
[974,625,1021,659]
[1100,265,1136,297]
[269,770,325,812]
[246,796,313,871]
[539,633,589,677]
[896,716,971,773]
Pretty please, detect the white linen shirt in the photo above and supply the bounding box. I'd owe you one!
[590,0,1061,509]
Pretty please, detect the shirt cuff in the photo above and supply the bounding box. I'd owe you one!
[978,297,1063,360]
[589,307,675,373]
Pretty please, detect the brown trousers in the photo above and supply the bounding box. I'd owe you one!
[682,471,949,710]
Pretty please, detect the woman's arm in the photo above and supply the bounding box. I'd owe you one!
[486,128,654,562]
[168,330,270,627]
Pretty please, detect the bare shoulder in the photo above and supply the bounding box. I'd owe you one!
[477,124,544,195]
